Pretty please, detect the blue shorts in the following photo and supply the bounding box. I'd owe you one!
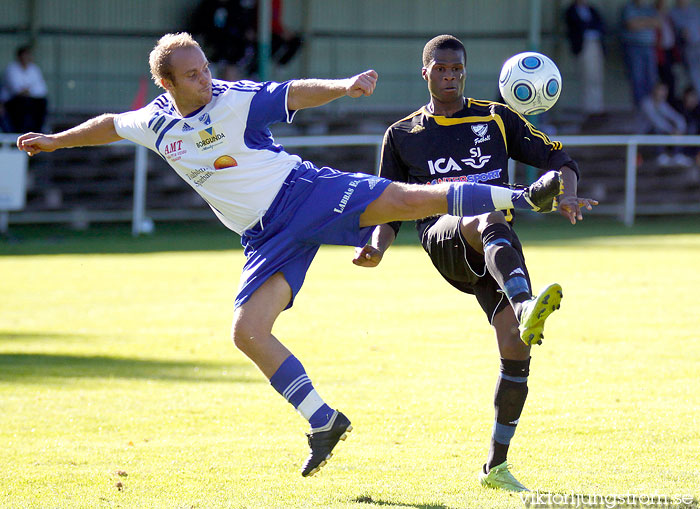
[235,161,392,309]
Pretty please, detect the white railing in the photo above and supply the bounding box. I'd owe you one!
[557,134,700,226]
[2,133,700,235]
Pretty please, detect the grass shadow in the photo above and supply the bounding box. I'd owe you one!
[513,214,700,245]
[353,495,452,509]
[0,221,241,255]
[0,331,89,342]
[2,217,700,256]
[0,352,262,385]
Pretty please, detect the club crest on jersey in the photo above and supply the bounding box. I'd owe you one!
[194,126,226,151]
[198,112,211,125]
[471,123,488,137]
[471,123,491,144]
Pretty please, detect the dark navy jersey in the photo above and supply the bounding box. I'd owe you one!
[379,98,579,235]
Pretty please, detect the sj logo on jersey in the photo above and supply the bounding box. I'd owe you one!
[461,147,491,169]
[194,125,226,151]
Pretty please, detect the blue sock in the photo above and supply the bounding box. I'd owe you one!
[269,355,334,429]
[446,182,496,216]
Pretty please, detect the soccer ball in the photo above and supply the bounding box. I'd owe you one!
[498,52,562,115]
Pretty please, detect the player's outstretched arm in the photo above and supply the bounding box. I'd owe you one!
[287,70,378,111]
[353,223,396,268]
[558,165,598,224]
[17,113,123,156]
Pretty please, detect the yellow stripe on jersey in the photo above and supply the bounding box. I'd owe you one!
[397,109,423,124]
[508,106,563,151]
[421,106,508,152]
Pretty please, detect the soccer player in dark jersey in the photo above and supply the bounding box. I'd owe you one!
[353,35,597,492]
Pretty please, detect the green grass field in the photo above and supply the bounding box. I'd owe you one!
[1,217,699,508]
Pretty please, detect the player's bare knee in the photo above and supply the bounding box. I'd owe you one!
[476,211,507,234]
[499,331,530,360]
[231,313,261,352]
[460,216,483,249]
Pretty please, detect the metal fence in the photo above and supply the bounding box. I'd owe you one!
[2,133,700,235]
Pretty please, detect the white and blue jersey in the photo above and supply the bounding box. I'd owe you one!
[114,79,301,234]
[114,79,392,308]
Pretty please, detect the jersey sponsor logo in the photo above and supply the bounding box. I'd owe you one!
[428,157,462,175]
[214,155,238,169]
[182,122,194,132]
[471,123,491,145]
[163,140,186,162]
[198,112,211,125]
[194,126,226,151]
[461,147,492,169]
[333,179,360,214]
[428,168,502,185]
[186,167,214,187]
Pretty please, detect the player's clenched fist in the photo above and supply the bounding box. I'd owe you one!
[352,244,383,267]
[17,133,57,156]
[345,70,378,98]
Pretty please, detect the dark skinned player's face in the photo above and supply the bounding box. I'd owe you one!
[422,48,466,108]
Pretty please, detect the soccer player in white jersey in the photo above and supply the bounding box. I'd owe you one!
[16,32,575,477]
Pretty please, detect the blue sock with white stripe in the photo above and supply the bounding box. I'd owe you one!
[269,355,334,429]
[447,183,535,217]
[487,357,530,471]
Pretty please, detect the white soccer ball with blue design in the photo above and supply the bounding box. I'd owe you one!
[498,52,562,115]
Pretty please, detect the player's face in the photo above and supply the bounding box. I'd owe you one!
[163,46,213,116]
[423,48,466,109]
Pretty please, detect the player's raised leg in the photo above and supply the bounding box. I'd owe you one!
[359,170,562,227]
[464,214,562,346]
[231,273,352,477]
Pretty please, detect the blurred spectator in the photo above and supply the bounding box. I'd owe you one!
[189,0,302,80]
[655,0,681,107]
[3,45,48,133]
[270,0,303,68]
[680,85,700,162]
[681,85,700,134]
[641,82,692,166]
[0,85,12,133]
[669,0,700,96]
[565,0,606,116]
[620,0,660,105]
[189,0,256,81]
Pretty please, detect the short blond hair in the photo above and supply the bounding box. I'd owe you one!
[149,32,202,87]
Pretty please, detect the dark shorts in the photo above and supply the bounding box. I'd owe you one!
[236,161,392,310]
[418,215,528,324]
